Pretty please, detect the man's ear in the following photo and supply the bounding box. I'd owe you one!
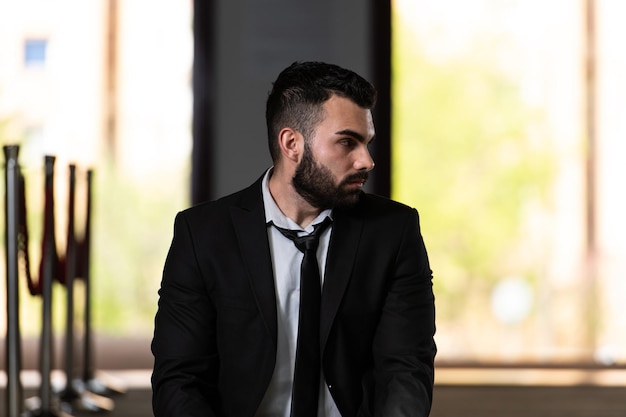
[277,127,303,163]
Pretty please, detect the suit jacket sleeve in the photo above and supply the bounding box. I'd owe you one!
[371,208,436,417]
[151,211,221,417]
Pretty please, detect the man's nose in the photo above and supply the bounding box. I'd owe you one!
[354,146,375,171]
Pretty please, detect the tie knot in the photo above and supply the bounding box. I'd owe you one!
[292,233,319,253]
[272,217,332,254]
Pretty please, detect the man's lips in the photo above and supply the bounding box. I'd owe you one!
[343,173,369,187]
[348,179,365,187]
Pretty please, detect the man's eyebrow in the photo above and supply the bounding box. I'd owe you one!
[335,129,375,143]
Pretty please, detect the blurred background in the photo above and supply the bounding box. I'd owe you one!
[393,0,626,365]
[0,1,192,366]
[1,0,625,398]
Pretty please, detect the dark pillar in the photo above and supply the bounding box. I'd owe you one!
[191,0,216,205]
[191,0,391,201]
[370,0,391,198]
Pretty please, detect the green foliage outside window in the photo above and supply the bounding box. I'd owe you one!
[392,17,556,323]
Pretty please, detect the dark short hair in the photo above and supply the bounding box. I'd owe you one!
[265,61,377,163]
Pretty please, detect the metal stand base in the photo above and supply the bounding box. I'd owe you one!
[82,374,128,397]
[59,385,115,413]
[23,396,74,417]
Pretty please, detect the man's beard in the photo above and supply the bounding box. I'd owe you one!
[292,143,368,210]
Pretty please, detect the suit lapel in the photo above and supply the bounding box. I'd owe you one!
[320,209,363,351]
[230,180,277,348]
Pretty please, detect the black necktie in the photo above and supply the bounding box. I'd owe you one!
[272,217,332,417]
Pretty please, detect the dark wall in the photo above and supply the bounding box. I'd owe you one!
[192,0,390,203]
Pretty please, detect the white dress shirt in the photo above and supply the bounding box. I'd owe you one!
[255,169,340,417]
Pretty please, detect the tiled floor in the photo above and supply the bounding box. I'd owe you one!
[3,368,626,417]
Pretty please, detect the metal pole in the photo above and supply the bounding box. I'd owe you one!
[60,164,79,407]
[58,165,114,414]
[39,155,57,413]
[23,155,70,417]
[79,169,126,398]
[4,144,24,417]
[81,170,93,384]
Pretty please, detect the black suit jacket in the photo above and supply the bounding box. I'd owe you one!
[151,176,436,417]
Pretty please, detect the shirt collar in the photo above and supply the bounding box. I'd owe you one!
[262,168,333,233]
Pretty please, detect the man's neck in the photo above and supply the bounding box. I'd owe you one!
[268,168,321,229]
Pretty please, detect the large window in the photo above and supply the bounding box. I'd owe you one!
[0,1,192,345]
[392,0,626,364]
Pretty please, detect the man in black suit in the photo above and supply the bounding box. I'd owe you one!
[151,61,436,417]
